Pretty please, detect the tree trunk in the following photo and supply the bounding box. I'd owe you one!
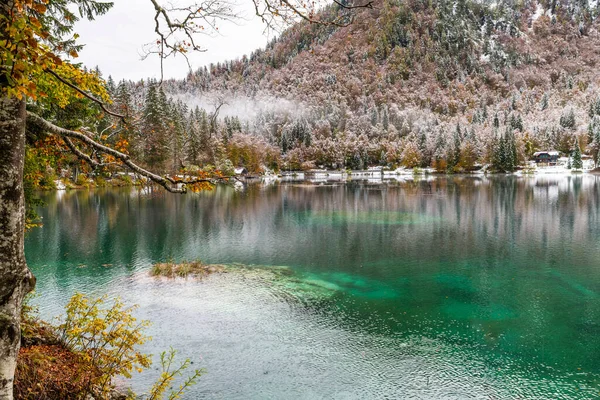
[0,94,35,400]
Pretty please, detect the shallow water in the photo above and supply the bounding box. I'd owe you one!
[25,176,600,399]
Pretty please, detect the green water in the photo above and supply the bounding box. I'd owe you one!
[25,176,600,398]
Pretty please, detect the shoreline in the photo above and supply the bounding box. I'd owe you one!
[38,167,600,192]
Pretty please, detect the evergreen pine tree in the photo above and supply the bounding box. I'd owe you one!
[418,130,428,166]
[169,101,187,172]
[281,130,289,153]
[593,123,600,167]
[452,123,461,167]
[433,130,446,169]
[560,108,576,130]
[198,108,211,159]
[142,83,169,169]
[506,129,517,171]
[113,81,139,158]
[115,80,132,115]
[232,116,242,133]
[187,109,201,165]
[509,114,517,130]
[508,137,516,171]
[106,75,116,98]
[541,93,548,111]
[382,106,390,131]
[224,116,233,138]
[492,133,504,171]
[516,115,523,132]
[370,107,379,126]
[494,128,518,172]
[572,140,583,170]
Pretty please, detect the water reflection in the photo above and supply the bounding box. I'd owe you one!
[25,175,600,398]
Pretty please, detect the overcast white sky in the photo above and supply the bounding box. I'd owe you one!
[74,0,271,81]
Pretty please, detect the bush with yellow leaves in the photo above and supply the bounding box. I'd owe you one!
[56,293,152,398]
[16,293,202,400]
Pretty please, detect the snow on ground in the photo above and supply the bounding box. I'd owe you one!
[54,180,66,190]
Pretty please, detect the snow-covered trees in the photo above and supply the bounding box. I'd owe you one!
[28,0,600,179]
[400,141,422,168]
[560,109,576,130]
[227,134,281,173]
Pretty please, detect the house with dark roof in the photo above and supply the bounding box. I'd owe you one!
[533,151,560,165]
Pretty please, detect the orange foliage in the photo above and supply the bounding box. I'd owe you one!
[115,138,129,154]
[172,170,217,193]
[14,345,100,400]
[1,0,110,105]
[188,181,214,193]
[432,158,448,173]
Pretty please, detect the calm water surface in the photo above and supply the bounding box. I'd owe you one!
[25,176,600,399]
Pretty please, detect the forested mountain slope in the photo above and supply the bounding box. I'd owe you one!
[169,0,600,171]
[47,0,600,175]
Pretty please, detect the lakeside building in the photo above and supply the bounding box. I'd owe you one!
[533,151,560,165]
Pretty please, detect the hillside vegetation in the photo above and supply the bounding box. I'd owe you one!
[30,0,600,180]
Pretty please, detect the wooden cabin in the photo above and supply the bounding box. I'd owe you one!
[533,151,560,165]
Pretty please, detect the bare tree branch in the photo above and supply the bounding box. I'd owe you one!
[251,0,373,31]
[62,136,101,167]
[332,0,373,10]
[145,0,240,81]
[62,137,125,169]
[208,96,226,137]
[143,0,372,80]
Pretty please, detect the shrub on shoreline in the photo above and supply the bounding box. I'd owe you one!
[16,293,202,400]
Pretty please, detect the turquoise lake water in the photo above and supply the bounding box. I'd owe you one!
[25,176,600,399]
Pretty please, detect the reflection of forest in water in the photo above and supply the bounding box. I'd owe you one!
[28,175,600,273]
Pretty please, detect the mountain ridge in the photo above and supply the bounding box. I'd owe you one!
[102,0,600,172]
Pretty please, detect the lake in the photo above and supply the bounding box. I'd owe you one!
[25,175,600,399]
